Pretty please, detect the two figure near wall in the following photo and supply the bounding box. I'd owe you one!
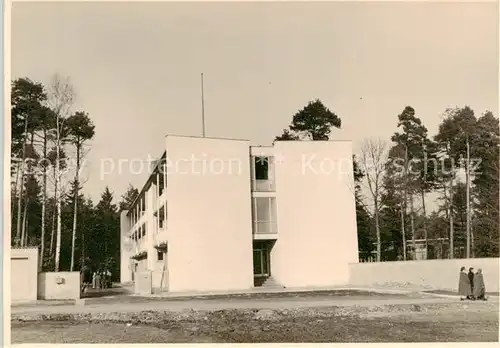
[458,266,487,301]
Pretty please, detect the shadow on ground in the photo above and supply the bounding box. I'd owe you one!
[82,289,418,305]
[82,284,132,299]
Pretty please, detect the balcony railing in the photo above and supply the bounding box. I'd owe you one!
[131,238,147,260]
[154,227,168,248]
[252,180,276,192]
[137,239,147,253]
[252,221,278,234]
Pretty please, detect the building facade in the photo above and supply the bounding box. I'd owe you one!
[120,135,359,293]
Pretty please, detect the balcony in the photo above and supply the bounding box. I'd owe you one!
[138,238,147,252]
[252,221,278,240]
[131,239,147,260]
[252,179,275,192]
[158,190,167,204]
[154,227,168,249]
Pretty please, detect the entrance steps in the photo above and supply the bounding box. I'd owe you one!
[260,276,284,289]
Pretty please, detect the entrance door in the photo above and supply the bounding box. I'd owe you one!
[253,248,270,277]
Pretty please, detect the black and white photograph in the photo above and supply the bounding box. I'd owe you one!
[7,0,499,344]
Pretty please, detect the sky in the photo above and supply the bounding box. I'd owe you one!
[11,1,498,205]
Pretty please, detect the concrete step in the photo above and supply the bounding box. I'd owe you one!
[261,277,284,288]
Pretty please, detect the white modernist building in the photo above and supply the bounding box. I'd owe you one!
[120,135,359,292]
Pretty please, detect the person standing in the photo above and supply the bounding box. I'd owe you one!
[468,267,475,300]
[92,272,97,289]
[473,269,487,301]
[106,269,112,288]
[458,267,472,301]
[95,271,101,290]
[101,270,107,289]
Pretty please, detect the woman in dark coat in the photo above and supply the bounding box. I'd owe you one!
[458,266,472,300]
[473,269,486,301]
[468,268,475,299]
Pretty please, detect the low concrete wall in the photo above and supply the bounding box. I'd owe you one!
[134,271,152,295]
[348,258,499,292]
[11,248,39,302]
[38,272,81,300]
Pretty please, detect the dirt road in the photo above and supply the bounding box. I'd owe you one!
[11,290,458,317]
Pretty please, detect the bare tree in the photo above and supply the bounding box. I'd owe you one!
[66,112,95,271]
[46,74,75,272]
[36,107,56,270]
[360,138,389,262]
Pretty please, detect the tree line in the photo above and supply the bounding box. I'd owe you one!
[276,100,499,261]
[10,75,139,279]
[11,76,499,278]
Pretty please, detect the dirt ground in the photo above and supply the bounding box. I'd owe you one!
[10,289,414,310]
[85,289,409,305]
[11,303,499,343]
[12,290,436,317]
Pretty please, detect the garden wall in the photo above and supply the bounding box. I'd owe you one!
[38,272,81,300]
[349,258,499,292]
[11,248,39,302]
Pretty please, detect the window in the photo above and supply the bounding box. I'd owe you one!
[142,223,146,237]
[158,172,165,196]
[251,156,275,191]
[152,182,158,198]
[157,251,164,261]
[254,156,269,180]
[256,197,271,221]
[158,168,166,196]
[252,197,277,234]
[158,204,166,229]
[253,197,276,222]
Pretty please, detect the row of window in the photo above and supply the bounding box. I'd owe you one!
[131,223,147,242]
[130,197,146,226]
[130,167,167,226]
[130,156,272,226]
[130,197,276,241]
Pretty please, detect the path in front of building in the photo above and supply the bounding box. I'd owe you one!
[13,290,496,317]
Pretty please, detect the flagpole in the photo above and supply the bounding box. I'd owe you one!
[201,73,205,137]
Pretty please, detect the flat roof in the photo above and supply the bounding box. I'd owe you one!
[165,134,250,142]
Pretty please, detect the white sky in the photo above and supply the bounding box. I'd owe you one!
[11,1,498,205]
